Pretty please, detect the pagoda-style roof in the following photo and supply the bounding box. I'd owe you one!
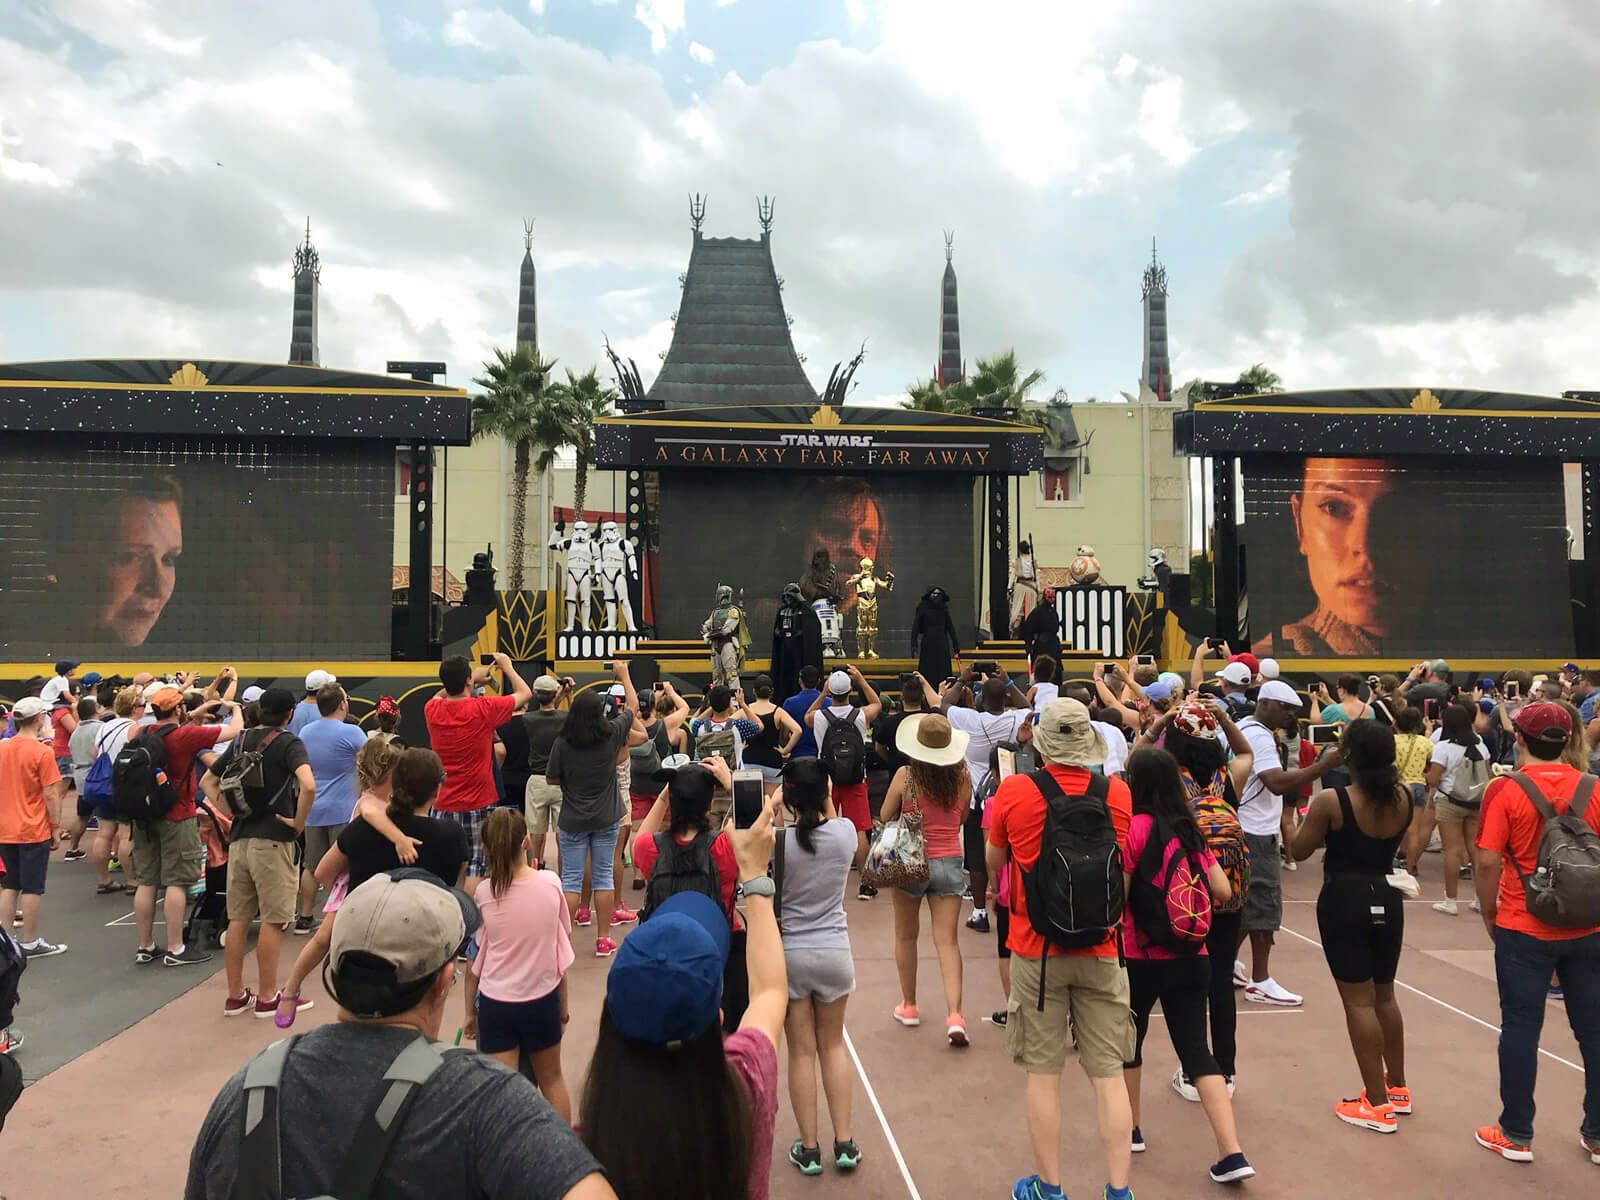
[647,232,819,410]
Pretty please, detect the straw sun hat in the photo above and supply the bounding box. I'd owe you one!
[895,712,970,767]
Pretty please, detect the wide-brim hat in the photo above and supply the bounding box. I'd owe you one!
[895,713,970,768]
[1033,698,1106,768]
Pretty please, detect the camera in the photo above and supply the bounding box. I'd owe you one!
[972,661,999,675]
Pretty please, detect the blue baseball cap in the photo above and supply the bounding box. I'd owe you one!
[1478,698,1497,716]
[1141,680,1174,704]
[606,891,728,1048]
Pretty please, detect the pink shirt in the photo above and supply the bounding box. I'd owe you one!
[471,871,574,1002]
[724,1028,778,1200]
[1121,813,1217,961]
[905,785,964,860]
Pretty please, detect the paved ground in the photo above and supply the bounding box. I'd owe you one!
[3,844,1596,1198]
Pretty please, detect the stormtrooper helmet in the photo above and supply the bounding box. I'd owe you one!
[600,520,620,541]
[1148,548,1168,569]
[571,520,590,539]
[715,584,733,605]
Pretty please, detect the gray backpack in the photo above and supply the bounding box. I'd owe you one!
[1507,774,1600,928]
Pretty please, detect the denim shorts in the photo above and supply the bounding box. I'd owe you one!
[901,854,965,899]
[557,823,619,892]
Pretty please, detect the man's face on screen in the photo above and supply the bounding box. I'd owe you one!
[1290,457,1419,635]
[806,493,883,615]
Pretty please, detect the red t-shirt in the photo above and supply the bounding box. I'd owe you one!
[633,828,742,928]
[1477,762,1600,940]
[156,724,224,821]
[988,764,1132,958]
[426,694,518,812]
[50,707,74,760]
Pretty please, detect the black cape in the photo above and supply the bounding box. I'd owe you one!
[771,599,823,700]
[910,596,960,681]
[1018,602,1062,665]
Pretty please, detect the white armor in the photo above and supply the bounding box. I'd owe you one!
[549,520,596,629]
[813,599,843,659]
[597,521,638,632]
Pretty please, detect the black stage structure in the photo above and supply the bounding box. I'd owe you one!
[1176,385,1600,663]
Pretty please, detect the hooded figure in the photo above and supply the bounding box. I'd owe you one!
[1018,586,1062,664]
[910,586,960,682]
[771,581,823,700]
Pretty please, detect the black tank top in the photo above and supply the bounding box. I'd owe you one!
[743,709,782,769]
[1323,786,1406,878]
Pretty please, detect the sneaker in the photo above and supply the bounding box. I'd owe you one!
[293,915,317,936]
[1386,1082,1412,1115]
[1243,978,1301,1007]
[991,1009,1008,1027]
[1474,1125,1532,1162]
[892,1002,921,1027]
[1582,1135,1599,1165]
[1131,1125,1146,1153]
[947,1013,968,1047]
[595,936,618,958]
[22,939,67,959]
[0,1027,22,1054]
[108,856,122,871]
[1225,1074,1236,1098]
[223,989,257,1017]
[134,946,159,965]
[1209,1152,1255,1182]
[1011,1176,1066,1200]
[788,1140,822,1176]
[62,848,87,861]
[1283,855,1297,871]
[857,883,877,901]
[966,910,990,933]
[1459,863,1473,880]
[1173,1066,1201,1103]
[164,946,213,967]
[1469,899,1482,914]
[1232,959,1249,988]
[1335,1091,1397,1134]
[1426,829,1442,853]
[610,903,639,925]
[833,1138,862,1170]
[1433,899,1459,916]
[575,907,593,927]
[257,991,313,1019]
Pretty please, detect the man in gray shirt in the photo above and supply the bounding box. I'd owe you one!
[185,871,614,1200]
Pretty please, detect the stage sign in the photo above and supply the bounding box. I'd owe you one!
[656,474,976,650]
[0,436,394,661]
[1243,456,1572,659]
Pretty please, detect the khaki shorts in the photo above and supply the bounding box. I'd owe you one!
[130,816,203,890]
[1431,793,1480,825]
[1006,952,1133,1078]
[524,777,563,839]
[227,838,299,926]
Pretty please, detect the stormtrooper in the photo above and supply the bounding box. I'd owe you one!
[700,584,750,691]
[548,519,597,630]
[596,521,638,631]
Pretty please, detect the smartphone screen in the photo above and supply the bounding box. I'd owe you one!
[1312,725,1341,746]
[732,769,765,829]
[1101,662,1120,676]
[1505,682,1520,701]
[479,654,495,666]
[1425,699,1440,721]
[1135,654,1156,667]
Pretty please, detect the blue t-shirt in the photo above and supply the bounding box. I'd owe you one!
[300,718,370,827]
[288,700,320,736]
[782,689,822,757]
[1581,692,1598,725]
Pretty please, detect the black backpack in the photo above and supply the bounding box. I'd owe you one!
[217,728,295,821]
[1019,769,1124,1008]
[1507,773,1600,928]
[0,926,24,1030]
[641,830,724,921]
[819,707,866,785]
[112,726,179,824]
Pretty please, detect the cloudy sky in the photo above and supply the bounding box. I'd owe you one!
[3,0,1597,407]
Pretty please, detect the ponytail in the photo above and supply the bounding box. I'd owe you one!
[481,808,528,900]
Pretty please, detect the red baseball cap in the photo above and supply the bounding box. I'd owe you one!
[1515,701,1572,743]
[1227,653,1261,676]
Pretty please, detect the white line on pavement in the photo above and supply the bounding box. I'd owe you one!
[843,1026,922,1200]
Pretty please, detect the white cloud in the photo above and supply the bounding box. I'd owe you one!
[529,0,547,13]
[634,0,685,52]
[844,0,867,25]
[688,40,715,64]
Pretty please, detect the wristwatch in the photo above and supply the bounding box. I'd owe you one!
[737,876,776,900]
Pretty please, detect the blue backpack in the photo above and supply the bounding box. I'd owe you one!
[79,720,127,803]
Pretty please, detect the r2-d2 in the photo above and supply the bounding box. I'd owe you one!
[813,600,844,658]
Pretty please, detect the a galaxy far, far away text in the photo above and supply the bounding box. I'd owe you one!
[653,434,994,470]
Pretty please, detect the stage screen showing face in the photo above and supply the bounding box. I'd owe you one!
[655,475,976,650]
[0,437,394,661]
[1243,456,1572,659]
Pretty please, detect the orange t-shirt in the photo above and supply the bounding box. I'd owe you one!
[0,733,62,844]
[987,764,1132,958]
[1477,762,1600,940]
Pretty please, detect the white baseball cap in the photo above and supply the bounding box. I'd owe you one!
[827,670,852,696]
[305,669,337,691]
[1257,680,1302,707]
[240,685,265,703]
[1216,662,1252,686]
[1258,658,1281,681]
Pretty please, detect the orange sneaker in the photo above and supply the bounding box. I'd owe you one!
[892,1002,920,1027]
[947,1013,968,1047]
[1335,1091,1397,1134]
[1385,1081,1412,1115]
[1474,1126,1532,1162]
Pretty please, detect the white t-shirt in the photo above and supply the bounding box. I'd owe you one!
[946,706,1032,793]
[1030,682,1060,716]
[1430,738,1490,797]
[1234,717,1287,837]
[92,716,137,766]
[811,705,867,768]
[1092,720,1127,777]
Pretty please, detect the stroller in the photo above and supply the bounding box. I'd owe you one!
[184,796,231,950]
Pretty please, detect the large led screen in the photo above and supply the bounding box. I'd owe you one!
[0,437,394,661]
[655,474,975,652]
[1244,456,1572,659]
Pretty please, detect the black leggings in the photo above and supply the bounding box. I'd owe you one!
[1206,908,1242,1076]
[1124,956,1221,1080]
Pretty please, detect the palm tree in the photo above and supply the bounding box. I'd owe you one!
[471,345,561,591]
[903,375,972,414]
[550,366,619,523]
[968,349,1045,412]
[1236,363,1284,393]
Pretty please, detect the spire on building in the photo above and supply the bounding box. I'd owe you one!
[1141,237,1170,401]
[936,231,964,390]
[289,217,320,367]
[517,218,538,353]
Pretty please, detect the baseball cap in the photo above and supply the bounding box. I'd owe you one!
[607,683,627,699]
[1216,662,1252,686]
[1515,701,1571,744]
[148,686,184,715]
[1424,659,1451,676]
[531,675,561,697]
[606,891,729,1047]
[9,697,49,722]
[1158,671,1185,693]
[1258,658,1281,681]
[329,870,480,1018]
[81,671,103,689]
[1141,680,1174,704]
[1032,697,1106,768]
[240,685,265,703]
[1257,680,1301,708]
[1477,698,1497,716]
[827,670,851,696]
[53,660,80,676]
[257,687,296,717]
[305,669,337,692]
[1227,652,1260,676]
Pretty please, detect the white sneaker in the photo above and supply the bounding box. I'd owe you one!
[1433,899,1459,916]
[1172,1066,1201,1103]
[1426,830,1442,853]
[1232,959,1249,988]
[1243,977,1302,1007]
[1469,898,1482,913]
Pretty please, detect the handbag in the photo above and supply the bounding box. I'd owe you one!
[862,794,930,890]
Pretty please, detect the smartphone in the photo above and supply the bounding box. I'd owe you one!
[479,654,495,666]
[652,682,664,692]
[973,661,999,675]
[731,769,765,829]
[1311,724,1341,746]
[1134,654,1156,667]
[1424,698,1440,721]
[1101,662,1120,676]
[1505,681,1521,701]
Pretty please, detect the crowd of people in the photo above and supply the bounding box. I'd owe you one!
[2,646,1598,1196]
